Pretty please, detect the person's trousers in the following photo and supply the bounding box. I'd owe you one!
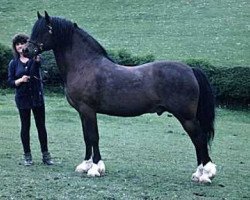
[18,104,48,154]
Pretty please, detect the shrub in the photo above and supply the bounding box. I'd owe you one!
[108,49,155,66]
[41,51,62,86]
[185,58,216,81]
[0,43,12,88]
[185,59,250,106]
[212,66,250,106]
[1,43,249,106]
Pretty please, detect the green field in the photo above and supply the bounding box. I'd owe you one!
[0,92,249,199]
[0,0,249,66]
[1,1,250,199]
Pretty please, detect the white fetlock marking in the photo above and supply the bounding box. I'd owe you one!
[191,164,203,182]
[75,159,93,173]
[87,163,100,177]
[191,162,216,183]
[198,162,217,183]
[97,160,105,175]
[203,161,217,179]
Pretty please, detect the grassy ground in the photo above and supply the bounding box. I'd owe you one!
[0,91,249,199]
[0,0,249,66]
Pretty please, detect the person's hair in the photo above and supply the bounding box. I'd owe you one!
[12,34,29,58]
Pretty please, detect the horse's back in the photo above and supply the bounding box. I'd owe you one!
[97,60,199,118]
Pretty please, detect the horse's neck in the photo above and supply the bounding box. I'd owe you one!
[52,32,105,81]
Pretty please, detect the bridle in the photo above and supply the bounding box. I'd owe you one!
[27,24,53,54]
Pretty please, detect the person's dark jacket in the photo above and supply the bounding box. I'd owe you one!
[8,58,44,109]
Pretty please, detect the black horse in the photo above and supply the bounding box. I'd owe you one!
[24,11,216,183]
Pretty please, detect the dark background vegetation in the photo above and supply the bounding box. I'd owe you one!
[1,44,249,106]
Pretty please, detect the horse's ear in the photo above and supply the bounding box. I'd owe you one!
[44,11,51,24]
[37,11,42,19]
[74,23,78,28]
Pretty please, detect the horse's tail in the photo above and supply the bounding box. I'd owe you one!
[192,68,215,145]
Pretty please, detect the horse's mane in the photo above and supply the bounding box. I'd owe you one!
[75,25,111,59]
[31,16,111,59]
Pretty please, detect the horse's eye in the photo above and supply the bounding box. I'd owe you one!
[34,49,38,53]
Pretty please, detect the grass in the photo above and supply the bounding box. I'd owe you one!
[0,0,249,66]
[0,90,249,199]
[0,1,249,198]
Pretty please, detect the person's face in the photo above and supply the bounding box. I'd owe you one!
[15,42,27,55]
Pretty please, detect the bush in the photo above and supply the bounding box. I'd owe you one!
[41,51,62,86]
[0,43,12,88]
[212,66,250,106]
[1,43,249,106]
[185,59,250,106]
[108,49,155,66]
[185,58,217,81]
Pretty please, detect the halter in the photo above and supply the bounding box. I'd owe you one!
[27,24,53,53]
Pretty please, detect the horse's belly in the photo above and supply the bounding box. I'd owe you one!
[98,98,154,117]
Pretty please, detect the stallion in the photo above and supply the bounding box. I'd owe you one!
[24,11,217,183]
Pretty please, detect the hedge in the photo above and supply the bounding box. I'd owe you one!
[186,59,250,106]
[108,49,155,66]
[0,43,12,88]
[1,44,249,106]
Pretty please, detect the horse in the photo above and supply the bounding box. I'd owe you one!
[23,11,216,183]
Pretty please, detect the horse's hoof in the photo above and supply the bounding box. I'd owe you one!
[97,160,105,175]
[191,164,203,182]
[87,164,100,177]
[192,173,201,182]
[203,161,216,179]
[199,174,212,183]
[75,159,93,173]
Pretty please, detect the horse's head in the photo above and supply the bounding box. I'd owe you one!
[23,11,54,58]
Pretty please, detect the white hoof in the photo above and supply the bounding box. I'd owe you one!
[87,164,100,177]
[75,159,93,173]
[198,162,216,183]
[203,161,217,179]
[87,160,106,177]
[191,162,216,183]
[199,174,212,183]
[97,160,106,175]
[191,164,203,182]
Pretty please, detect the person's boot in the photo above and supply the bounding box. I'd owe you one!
[42,151,54,165]
[24,152,33,166]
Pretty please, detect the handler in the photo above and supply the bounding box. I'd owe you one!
[7,33,53,166]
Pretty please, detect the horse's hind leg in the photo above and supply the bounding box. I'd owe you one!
[75,110,105,176]
[179,118,216,183]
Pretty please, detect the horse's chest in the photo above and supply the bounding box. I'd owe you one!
[65,77,98,109]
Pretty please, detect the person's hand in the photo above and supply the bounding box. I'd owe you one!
[15,75,30,86]
[21,75,30,82]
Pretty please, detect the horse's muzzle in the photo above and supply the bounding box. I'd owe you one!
[22,47,34,59]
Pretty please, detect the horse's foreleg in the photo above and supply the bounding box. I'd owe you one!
[85,113,105,177]
[75,113,93,173]
[75,111,105,176]
[180,119,216,183]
